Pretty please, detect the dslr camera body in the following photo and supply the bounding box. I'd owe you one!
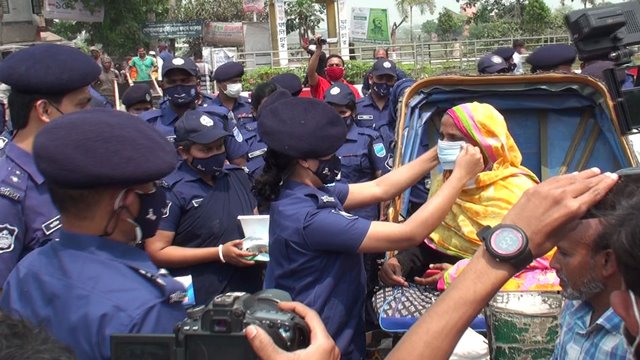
[111,289,310,360]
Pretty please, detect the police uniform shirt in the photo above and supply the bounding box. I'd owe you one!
[0,231,187,360]
[355,94,394,149]
[336,124,390,220]
[140,103,248,161]
[237,119,267,180]
[210,95,254,132]
[264,180,372,360]
[0,141,61,285]
[158,162,260,304]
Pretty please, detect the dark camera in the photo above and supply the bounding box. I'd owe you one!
[111,289,310,360]
[318,37,328,45]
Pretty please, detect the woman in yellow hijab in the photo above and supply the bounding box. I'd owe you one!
[380,102,559,291]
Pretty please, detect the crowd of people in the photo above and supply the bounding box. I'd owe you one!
[0,35,637,360]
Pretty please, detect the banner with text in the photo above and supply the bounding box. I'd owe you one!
[243,0,266,13]
[44,0,104,23]
[203,22,244,47]
[350,7,390,43]
[143,21,203,38]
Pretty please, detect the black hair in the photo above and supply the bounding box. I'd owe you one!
[513,39,525,49]
[175,140,195,151]
[0,314,75,360]
[8,90,65,131]
[253,149,297,202]
[252,82,279,112]
[47,184,112,221]
[373,47,389,58]
[326,54,345,66]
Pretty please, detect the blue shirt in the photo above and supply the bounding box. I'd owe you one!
[159,162,261,304]
[0,231,187,360]
[336,124,390,220]
[264,181,372,360]
[140,103,248,161]
[0,142,61,285]
[355,94,394,150]
[210,95,254,125]
[552,300,629,360]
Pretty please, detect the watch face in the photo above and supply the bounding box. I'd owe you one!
[490,228,525,256]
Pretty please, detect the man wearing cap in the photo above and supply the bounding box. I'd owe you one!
[122,84,154,115]
[306,35,361,100]
[0,109,187,360]
[144,109,262,305]
[141,56,248,167]
[212,62,254,133]
[129,47,155,82]
[361,48,407,96]
[526,44,577,73]
[89,46,102,69]
[97,56,121,105]
[271,73,303,97]
[355,58,398,152]
[477,54,510,75]
[492,47,517,73]
[148,50,163,81]
[0,44,99,288]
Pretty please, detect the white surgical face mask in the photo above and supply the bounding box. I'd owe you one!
[437,139,466,170]
[224,83,242,98]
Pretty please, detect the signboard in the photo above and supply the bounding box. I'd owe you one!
[142,21,203,38]
[44,0,104,23]
[350,7,390,43]
[274,0,288,66]
[243,0,265,13]
[203,22,244,47]
[337,0,349,57]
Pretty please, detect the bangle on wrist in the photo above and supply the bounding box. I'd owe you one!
[218,244,226,263]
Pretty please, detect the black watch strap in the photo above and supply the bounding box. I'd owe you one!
[478,225,534,271]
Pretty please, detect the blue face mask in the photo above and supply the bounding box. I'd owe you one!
[191,152,226,177]
[372,82,391,97]
[437,139,466,170]
[165,85,197,106]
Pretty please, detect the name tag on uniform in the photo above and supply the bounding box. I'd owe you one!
[192,198,203,207]
[166,135,176,143]
[357,115,374,120]
[248,148,267,159]
[42,216,62,236]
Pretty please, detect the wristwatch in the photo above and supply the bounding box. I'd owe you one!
[477,224,534,271]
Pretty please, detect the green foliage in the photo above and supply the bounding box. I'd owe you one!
[285,0,325,45]
[421,19,438,36]
[522,0,552,35]
[467,20,522,40]
[436,10,464,41]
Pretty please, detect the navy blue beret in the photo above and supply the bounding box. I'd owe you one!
[526,44,577,72]
[324,82,355,106]
[492,47,515,61]
[258,97,347,159]
[162,57,198,77]
[34,109,176,189]
[175,110,230,144]
[122,84,153,107]
[271,73,302,96]
[0,44,100,94]
[257,88,291,116]
[214,62,244,82]
[478,54,508,74]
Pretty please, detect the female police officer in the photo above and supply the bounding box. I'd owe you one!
[145,109,262,305]
[255,97,483,359]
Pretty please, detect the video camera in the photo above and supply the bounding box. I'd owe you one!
[111,289,310,360]
[565,1,640,133]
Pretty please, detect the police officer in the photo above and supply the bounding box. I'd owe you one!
[0,44,99,287]
[361,48,407,96]
[477,53,510,75]
[122,83,154,115]
[141,57,247,167]
[145,109,262,306]
[356,58,398,152]
[492,47,517,73]
[212,61,254,131]
[271,72,303,97]
[0,109,187,360]
[526,44,577,73]
[255,97,483,359]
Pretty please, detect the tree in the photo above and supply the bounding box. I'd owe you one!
[522,0,552,35]
[396,0,436,42]
[436,9,463,41]
[421,19,438,36]
[285,0,325,45]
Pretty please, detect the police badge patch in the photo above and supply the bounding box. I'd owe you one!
[373,143,386,157]
[232,127,244,142]
[0,224,17,253]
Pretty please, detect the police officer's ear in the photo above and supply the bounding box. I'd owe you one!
[368,73,374,85]
[176,144,191,161]
[33,99,59,123]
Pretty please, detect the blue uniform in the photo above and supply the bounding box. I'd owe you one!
[336,124,389,220]
[0,142,61,285]
[159,162,262,305]
[210,95,254,124]
[140,103,248,161]
[355,94,394,151]
[0,231,187,360]
[409,126,431,209]
[264,181,372,360]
